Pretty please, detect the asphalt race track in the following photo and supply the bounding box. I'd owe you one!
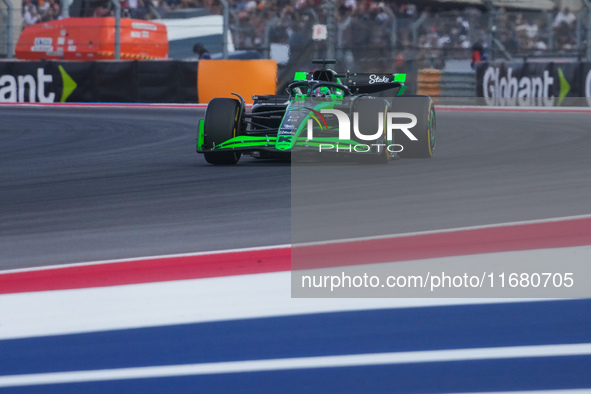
[1,106,591,270]
[0,106,291,269]
[1,105,591,393]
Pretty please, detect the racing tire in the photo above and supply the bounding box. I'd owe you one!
[391,95,435,158]
[353,97,391,164]
[203,98,242,165]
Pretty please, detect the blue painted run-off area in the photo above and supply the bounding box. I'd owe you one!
[1,299,590,392]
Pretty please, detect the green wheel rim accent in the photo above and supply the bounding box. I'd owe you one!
[429,109,435,149]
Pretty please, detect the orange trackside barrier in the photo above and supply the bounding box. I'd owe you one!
[16,17,168,61]
[197,60,277,104]
[417,68,442,97]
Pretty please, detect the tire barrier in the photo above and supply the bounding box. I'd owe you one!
[417,69,441,97]
[417,69,476,98]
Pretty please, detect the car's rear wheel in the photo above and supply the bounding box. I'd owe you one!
[203,98,242,165]
[391,95,435,158]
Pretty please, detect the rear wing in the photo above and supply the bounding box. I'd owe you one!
[345,73,407,95]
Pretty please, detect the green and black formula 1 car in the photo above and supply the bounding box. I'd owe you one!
[196,59,436,165]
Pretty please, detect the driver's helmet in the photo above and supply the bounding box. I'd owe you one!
[312,86,331,97]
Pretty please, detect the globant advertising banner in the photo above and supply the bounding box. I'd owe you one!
[476,61,590,107]
[0,61,198,103]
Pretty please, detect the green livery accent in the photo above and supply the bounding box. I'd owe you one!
[197,119,205,150]
[397,86,407,96]
[208,138,361,152]
[275,101,336,151]
[394,73,407,83]
[58,65,77,102]
[293,71,308,81]
[293,138,359,146]
[275,136,293,151]
[430,107,435,148]
[211,135,278,150]
[275,103,295,150]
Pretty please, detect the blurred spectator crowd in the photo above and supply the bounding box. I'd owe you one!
[22,0,62,27]
[494,6,578,54]
[22,0,583,59]
[219,0,582,67]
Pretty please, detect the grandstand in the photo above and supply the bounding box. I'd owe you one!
[2,0,588,73]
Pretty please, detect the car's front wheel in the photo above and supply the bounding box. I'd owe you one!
[202,98,242,165]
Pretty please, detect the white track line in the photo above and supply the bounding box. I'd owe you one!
[0,244,290,275]
[294,213,591,247]
[0,343,589,387]
[3,213,591,275]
